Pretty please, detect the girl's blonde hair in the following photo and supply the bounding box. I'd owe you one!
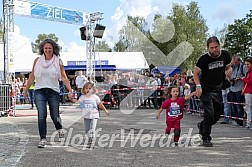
[81,82,97,95]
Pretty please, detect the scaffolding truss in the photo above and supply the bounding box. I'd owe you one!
[85,12,104,80]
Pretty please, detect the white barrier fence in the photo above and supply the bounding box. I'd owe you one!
[0,84,13,117]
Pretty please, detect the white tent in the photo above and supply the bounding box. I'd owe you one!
[0,39,149,72]
[13,51,149,72]
[0,42,38,73]
[60,52,149,70]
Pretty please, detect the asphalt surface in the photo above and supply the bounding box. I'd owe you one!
[1,104,252,167]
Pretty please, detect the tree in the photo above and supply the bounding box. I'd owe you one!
[224,10,252,57]
[113,1,208,71]
[114,16,147,52]
[168,2,208,70]
[32,33,59,53]
[212,24,228,47]
[114,40,127,52]
[144,2,208,70]
[94,41,112,52]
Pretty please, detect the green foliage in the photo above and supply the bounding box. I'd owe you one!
[224,10,252,58]
[114,40,127,52]
[114,16,147,52]
[167,2,208,70]
[95,41,112,52]
[32,33,59,53]
[212,24,228,47]
[114,1,208,71]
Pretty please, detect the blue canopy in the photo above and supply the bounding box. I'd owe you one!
[152,66,181,77]
[64,65,116,71]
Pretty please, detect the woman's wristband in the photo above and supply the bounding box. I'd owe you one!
[196,84,201,89]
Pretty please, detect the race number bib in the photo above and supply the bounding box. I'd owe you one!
[168,102,182,117]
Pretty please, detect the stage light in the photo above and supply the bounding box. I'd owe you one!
[93,24,106,38]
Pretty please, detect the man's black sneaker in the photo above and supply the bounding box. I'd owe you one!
[203,140,213,147]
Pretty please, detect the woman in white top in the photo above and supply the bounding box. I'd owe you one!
[24,39,73,148]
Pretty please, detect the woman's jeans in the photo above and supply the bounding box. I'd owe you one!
[35,88,62,139]
[245,93,252,127]
[84,118,98,143]
[199,91,222,141]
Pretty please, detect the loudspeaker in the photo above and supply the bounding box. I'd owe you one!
[80,27,88,40]
[93,24,106,38]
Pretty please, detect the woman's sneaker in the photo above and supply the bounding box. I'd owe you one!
[38,139,47,148]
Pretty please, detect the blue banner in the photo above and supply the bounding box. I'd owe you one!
[30,3,83,25]
[14,0,88,25]
[67,60,109,66]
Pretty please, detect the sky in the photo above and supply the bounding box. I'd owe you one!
[1,0,252,53]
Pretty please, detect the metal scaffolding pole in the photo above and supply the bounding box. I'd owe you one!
[85,12,103,81]
[3,0,14,84]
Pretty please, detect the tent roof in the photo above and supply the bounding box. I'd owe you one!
[60,52,148,70]
[64,65,116,71]
[11,51,148,72]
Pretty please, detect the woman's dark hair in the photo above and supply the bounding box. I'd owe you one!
[38,39,60,56]
[207,36,220,47]
[245,56,252,64]
[167,85,180,98]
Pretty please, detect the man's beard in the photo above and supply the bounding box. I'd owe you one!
[209,50,220,58]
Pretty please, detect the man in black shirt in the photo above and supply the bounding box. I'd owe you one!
[193,36,232,147]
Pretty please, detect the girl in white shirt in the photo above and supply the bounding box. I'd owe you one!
[71,82,110,148]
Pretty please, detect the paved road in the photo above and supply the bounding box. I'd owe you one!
[1,105,252,167]
[0,119,28,167]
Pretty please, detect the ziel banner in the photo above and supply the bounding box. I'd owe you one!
[14,0,89,25]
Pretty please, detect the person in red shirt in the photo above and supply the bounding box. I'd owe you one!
[156,86,195,146]
[242,56,252,129]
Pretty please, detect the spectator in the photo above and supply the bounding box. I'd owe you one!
[184,83,191,112]
[180,72,187,86]
[188,77,199,114]
[228,55,246,126]
[163,77,171,87]
[75,71,88,99]
[159,72,165,86]
[242,56,252,129]
[221,79,232,124]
